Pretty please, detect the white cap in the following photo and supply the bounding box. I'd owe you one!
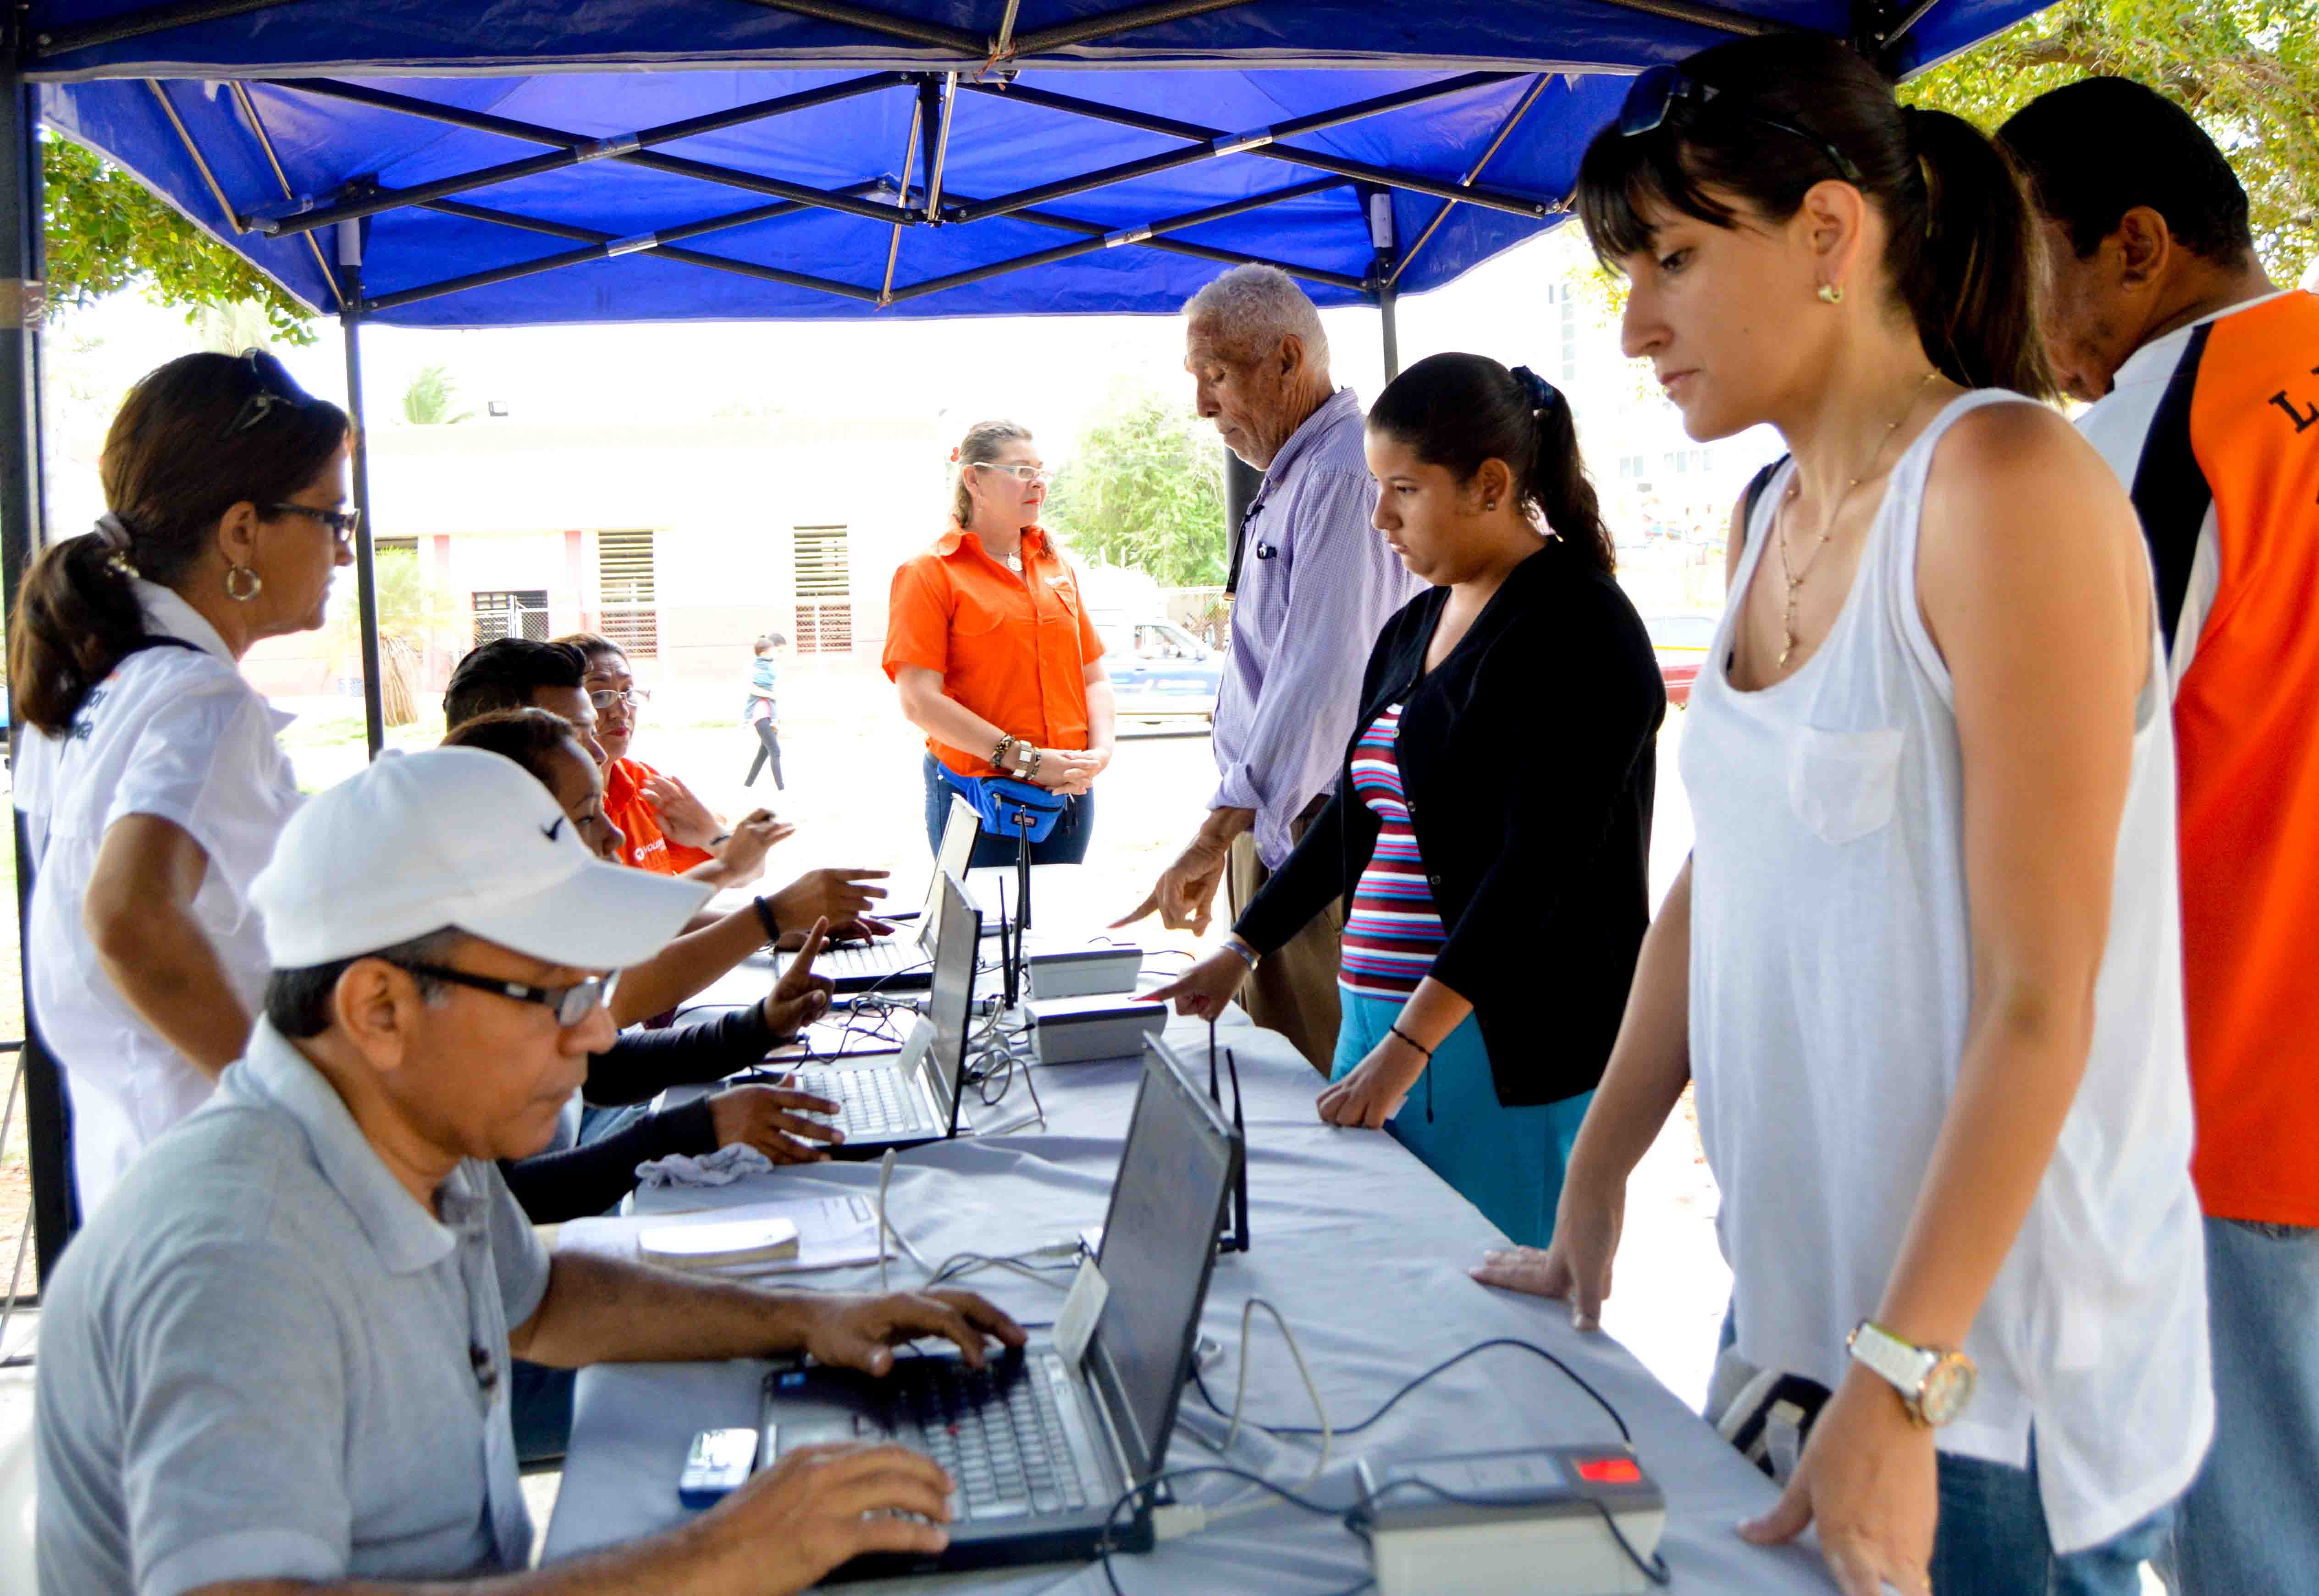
[252,746,713,971]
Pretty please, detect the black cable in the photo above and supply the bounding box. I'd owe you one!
[1094,1465,1348,1596]
[1193,1336,1634,1445]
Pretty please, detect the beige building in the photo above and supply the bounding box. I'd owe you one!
[243,413,948,698]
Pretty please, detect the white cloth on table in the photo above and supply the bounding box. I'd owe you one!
[634,1143,775,1188]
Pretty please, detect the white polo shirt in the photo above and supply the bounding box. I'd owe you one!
[12,580,302,1214]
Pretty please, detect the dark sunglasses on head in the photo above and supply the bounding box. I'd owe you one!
[1618,63,1865,187]
[222,347,318,440]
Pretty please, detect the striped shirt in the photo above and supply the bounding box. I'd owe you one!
[1337,706,1446,999]
[1210,388,1426,868]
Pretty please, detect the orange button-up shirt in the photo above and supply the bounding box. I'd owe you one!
[882,521,1104,779]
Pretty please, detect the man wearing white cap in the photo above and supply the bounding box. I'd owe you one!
[34,747,1022,1596]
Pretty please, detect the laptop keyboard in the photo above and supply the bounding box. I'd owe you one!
[791,1067,936,1138]
[891,1351,1091,1519]
[817,940,914,979]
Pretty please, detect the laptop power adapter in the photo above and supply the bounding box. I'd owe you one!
[1025,995,1168,1065]
[1354,1446,1667,1596]
[1024,945,1144,1000]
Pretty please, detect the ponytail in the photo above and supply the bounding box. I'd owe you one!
[1899,105,2050,397]
[6,350,348,736]
[1574,34,2056,402]
[8,531,153,736]
[1369,353,1615,576]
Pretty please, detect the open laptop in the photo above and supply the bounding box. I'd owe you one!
[783,868,980,1160]
[759,1034,1241,1579]
[784,793,985,994]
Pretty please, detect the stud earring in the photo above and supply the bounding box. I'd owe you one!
[1817,283,1844,305]
[1484,499,1497,511]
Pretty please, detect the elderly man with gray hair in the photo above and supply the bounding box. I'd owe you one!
[1116,264,1422,1070]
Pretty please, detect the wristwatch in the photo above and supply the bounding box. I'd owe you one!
[1008,740,1039,777]
[1846,1320,1977,1427]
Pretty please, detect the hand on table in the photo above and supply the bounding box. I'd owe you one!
[707,1082,844,1163]
[1143,947,1248,1022]
[1315,1032,1428,1128]
[1739,1367,1938,1596]
[800,1289,1029,1376]
[711,807,794,889]
[640,770,724,850]
[710,1440,956,1588]
[1113,831,1231,934]
[761,917,835,1037]
[767,869,891,937]
[1469,1176,1627,1330]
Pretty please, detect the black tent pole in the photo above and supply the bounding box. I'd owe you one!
[1365,187,1402,382]
[0,44,77,1283]
[338,222,385,760]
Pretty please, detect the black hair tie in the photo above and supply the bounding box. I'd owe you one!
[1511,364,1562,414]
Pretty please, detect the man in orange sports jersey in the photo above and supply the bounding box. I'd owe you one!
[2003,79,2319,1596]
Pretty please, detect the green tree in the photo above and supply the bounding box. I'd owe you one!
[326,547,458,727]
[400,363,474,425]
[1046,383,1229,587]
[43,135,317,344]
[1907,0,2318,284]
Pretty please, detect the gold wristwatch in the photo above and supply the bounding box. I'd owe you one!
[1846,1320,1977,1427]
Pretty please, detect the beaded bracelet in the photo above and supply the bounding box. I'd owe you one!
[1388,1023,1435,1061]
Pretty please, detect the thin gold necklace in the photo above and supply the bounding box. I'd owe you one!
[1772,369,1940,668]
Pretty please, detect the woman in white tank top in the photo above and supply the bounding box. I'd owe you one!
[1472,37,2209,1596]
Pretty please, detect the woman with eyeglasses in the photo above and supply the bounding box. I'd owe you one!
[1467,37,2208,1596]
[884,419,1113,866]
[9,350,355,1215]
[551,630,732,878]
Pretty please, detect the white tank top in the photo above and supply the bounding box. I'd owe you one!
[1683,390,2211,1552]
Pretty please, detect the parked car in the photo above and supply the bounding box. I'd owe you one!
[1642,613,1718,708]
[1098,620,1222,724]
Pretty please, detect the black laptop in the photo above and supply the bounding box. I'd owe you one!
[757,1033,1242,1577]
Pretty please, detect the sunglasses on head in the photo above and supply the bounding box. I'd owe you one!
[1617,63,1865,187]
[222,348,319,440]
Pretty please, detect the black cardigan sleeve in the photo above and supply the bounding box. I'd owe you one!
[580,1003,779,1106]
[499,1097,720,1224]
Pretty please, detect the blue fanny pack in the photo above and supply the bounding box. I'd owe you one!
[939,769,1069,845]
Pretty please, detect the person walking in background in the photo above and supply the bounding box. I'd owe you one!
[1116,265,1423,1072]
[1472,39,2210,1596]
[9,350,353,1217]
[744,631,787,790]
[1150,354,1662,1248]
[2000,78,2319,1596]
[883,420,1114,868]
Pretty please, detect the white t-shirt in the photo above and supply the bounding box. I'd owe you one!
[13,581,303,1215]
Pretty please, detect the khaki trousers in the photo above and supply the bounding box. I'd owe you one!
[1226,813,1343,1077]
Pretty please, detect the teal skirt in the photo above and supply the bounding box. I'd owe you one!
[1331,991,1593,1250]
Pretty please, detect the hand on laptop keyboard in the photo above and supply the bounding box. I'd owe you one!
[797,1289,1029,1378]
[720,1440,955,1585]
[707,1082,845,1161]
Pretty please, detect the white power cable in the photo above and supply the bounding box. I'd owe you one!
[874,1148,932,1294]
[1205,1297,1332,1519]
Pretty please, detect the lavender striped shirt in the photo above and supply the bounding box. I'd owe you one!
[1211,387,1425,868]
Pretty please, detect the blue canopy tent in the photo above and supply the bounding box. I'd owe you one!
[0,0,2046,1281]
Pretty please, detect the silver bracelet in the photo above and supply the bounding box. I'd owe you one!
[1220,939,1259,972]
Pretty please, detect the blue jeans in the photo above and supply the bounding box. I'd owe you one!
[1934,1450,2173,1596]
[921,753,1095,868]
[2157,1215,2319,1595]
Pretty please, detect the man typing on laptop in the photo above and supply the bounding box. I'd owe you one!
[34,748,1022,1596]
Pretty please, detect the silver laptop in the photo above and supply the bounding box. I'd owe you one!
[783,793,984,994]
[759,1034,1242,1579]
[785,868,980,1159]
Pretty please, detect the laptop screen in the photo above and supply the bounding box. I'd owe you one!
[1087,1038,1241,1479]
[918,795,981,947]
[923,868,980,1130]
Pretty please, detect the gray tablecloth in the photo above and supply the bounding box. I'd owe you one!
[542,1005,1837,1594]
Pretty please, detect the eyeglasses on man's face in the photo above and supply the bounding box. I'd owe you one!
[589,687,651,711]
[1617,63,1865,188]
[269,502,362,546]
[394,961,618,1028]
[972,462,1053,487]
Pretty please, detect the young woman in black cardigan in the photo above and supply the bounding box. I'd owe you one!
[1151,353,1664,1245]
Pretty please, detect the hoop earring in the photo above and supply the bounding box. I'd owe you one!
[224,563,263,602]
[1817,283,1844,305]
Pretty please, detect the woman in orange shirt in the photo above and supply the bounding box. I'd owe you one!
[884,420,1115,867]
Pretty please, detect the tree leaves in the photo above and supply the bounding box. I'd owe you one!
[43,135,317,344]
[400,363,474,425]
[1045,382,1229,588]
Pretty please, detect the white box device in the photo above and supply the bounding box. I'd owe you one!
[1024,994,1167,1065]
[1023,945,1144,1000]
[1355,1445,1667,1596]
